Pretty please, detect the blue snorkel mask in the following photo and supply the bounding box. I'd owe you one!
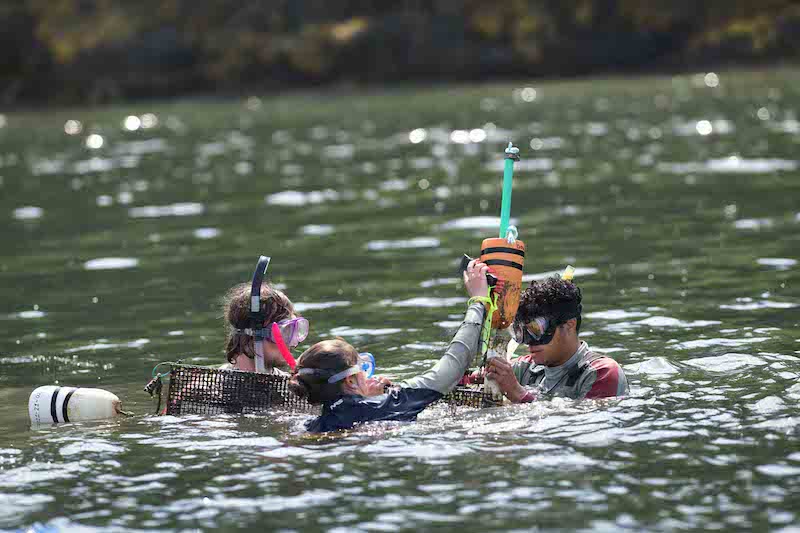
[303,352,376,384]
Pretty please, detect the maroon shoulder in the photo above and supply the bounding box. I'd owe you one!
[585,357,623,399]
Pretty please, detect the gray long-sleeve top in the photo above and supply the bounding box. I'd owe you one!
[400,302,486,393]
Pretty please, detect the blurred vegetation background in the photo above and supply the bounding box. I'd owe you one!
[3,0,800,105]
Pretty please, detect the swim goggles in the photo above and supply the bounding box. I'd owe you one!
[236,317,309,348]
[511,316,559,346]
[324,353,377,384]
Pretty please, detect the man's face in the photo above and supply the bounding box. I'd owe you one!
[526,320,576,366]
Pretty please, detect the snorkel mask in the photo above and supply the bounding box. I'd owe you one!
[512,316,560,346]
[244,255,303,372]
[327,353,376,383]
[239,318,309,347]
[297,352,377,384]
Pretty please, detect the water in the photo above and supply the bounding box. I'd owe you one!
[1,69,799,531]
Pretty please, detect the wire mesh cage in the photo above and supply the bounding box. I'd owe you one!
[165,364,498,416]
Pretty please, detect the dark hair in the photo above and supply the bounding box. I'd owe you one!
[516,276,583,333]
[223,282,294,364]
[288,339,359,405]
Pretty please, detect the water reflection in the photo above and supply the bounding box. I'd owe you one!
[83,258,139,270]
[266,190,340,206]
[128,203,204,218]
[193,228,220,239]
[12,206,43,220]
[365,237,440,251]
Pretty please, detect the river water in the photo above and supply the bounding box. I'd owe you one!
[1,69,799,531]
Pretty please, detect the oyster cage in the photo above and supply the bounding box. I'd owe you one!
[165,364,498,416]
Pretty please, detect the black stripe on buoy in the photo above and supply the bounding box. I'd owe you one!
[484,259,524,270]
[481,247,525,257]
[62,388,77,423]
[50,387,61,423]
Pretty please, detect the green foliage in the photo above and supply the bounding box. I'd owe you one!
[2,0,799,103]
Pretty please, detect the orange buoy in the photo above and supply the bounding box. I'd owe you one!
[480,237,525,329]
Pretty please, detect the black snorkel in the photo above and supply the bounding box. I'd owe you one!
[249,255,271,373]
[249,255,271,328]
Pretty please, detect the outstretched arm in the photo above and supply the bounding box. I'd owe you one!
[401,259,490,394]
[400,302,486,394]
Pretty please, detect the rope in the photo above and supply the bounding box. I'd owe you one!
[468,288,498,360]
[151,361,180,379]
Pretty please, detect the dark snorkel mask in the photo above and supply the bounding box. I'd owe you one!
[247,255,298,372]
[511,302,582,346]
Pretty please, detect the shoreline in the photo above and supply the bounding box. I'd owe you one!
[3,59,799,116]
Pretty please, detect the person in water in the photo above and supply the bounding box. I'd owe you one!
[287,259,491,432]
[486,274,628,402]
[221,281,307,376]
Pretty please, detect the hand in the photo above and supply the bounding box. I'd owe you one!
[468,368,485,384]
[485,356,527,402]
[463,259,490,299]
[364,376,392,396]
[458,368,485,385]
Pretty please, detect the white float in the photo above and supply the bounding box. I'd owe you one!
[28,386,123,425]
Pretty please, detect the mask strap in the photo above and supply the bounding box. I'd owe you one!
[271,322,297,371]
[327,366,361,384]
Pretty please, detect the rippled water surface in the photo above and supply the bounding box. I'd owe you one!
[1,70,799,531]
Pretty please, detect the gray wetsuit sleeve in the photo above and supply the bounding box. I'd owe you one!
[399,303,485,394]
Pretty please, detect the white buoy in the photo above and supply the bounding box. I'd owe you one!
[28,386,123,425]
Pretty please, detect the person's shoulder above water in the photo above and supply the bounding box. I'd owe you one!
[576,348,628,399]
[509,345,628,400]
[218,362,292,378]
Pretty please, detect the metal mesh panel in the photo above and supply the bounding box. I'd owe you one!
[441,386,500,408]
[166,364,498,416]
[166,365,318,415]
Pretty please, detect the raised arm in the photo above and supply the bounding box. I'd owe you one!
[401,260,489,394]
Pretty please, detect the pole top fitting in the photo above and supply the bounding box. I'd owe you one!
[504,141,520,161]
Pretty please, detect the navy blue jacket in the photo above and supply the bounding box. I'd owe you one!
[305,388,443,432]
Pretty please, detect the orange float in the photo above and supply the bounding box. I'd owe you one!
[479,237,525,329]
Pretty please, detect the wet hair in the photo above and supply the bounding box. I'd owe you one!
[288,339,359,405]
[516,276,583,333]
[223,282,294,364]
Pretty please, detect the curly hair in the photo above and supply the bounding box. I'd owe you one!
[516,276,583,332]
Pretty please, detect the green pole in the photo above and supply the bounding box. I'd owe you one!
[499,142,520,239]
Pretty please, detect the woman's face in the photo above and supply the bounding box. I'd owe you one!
[347,371,386,397]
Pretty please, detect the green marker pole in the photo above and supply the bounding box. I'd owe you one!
[499,142,520,239]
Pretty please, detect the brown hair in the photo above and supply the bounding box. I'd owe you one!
[287,339,359,405]
[223,282,294,364]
